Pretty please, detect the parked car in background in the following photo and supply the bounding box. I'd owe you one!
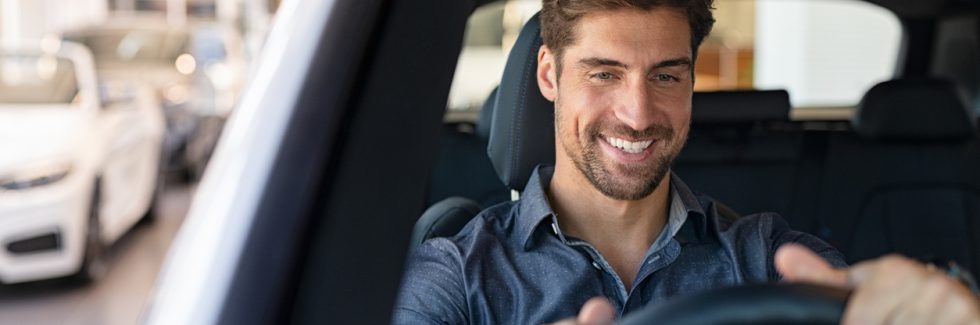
[60,18,245,182]
[0,42,165,284]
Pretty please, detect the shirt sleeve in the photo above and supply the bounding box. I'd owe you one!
[768,215,848,280]
[391,238,468,325]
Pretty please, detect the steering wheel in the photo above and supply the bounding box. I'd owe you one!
[618,283,851,325]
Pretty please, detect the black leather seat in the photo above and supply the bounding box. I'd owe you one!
[412,13,550,248]
[814,79,980,272]
[426,87,510,207]
[409,197,483,250]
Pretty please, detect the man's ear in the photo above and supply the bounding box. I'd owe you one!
[537,45,558,102]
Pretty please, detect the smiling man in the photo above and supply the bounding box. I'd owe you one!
[394,1,980,324]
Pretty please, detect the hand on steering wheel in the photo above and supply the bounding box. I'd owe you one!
[777,244,980,325]
[551,245,980,324]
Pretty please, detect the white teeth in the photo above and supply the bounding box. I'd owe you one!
[605,137,653,154]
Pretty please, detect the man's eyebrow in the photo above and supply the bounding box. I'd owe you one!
[653,57,693,69]
[577,57,628,69]
[576,57,692,71]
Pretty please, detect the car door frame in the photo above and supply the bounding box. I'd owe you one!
[146,0,482,323]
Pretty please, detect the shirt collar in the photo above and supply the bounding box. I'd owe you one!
[516,165,558,249]
[516,165,708,250]
[668,173,710,243]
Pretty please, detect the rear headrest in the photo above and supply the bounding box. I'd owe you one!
[476,87,497,140]
[853,79,977,141]
[488,13,553,192]
[692,90,791,123]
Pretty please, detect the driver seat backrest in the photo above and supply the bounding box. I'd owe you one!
[412,13,550,248]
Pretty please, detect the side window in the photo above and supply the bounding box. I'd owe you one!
[451,0,905,114]
[697,0,902,109]
[448,0,539,115]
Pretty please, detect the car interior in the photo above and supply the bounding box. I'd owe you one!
[423,7,980,277]
[191,0,980,323]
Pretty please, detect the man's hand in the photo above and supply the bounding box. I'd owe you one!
[776,244,980,324]
[545,297,616,325]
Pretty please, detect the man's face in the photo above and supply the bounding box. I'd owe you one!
[538,8,693,201]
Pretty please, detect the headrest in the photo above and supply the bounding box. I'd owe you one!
[488,13,554,192]
[692,90,791,123]
[853,79,977,141]
[476,87,497,140]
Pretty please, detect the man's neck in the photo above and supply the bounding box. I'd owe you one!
[546,162,672,288]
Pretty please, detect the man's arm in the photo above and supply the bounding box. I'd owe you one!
[392,238,468,325]
[768,216,848,279]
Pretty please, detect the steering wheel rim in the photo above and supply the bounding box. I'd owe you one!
[618,283,850,325]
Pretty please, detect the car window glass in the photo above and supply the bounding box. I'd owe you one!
[447,0,538,114]
[447,0,903,119]
[700,0,901,109]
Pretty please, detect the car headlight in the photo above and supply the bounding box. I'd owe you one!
[0,161,73,191]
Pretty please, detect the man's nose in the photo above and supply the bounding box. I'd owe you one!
[614,82,657,132]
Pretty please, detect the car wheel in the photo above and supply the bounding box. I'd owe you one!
[71,183,108,284]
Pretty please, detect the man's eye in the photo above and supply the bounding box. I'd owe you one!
[655,73,678,82]
[592,72,614,80]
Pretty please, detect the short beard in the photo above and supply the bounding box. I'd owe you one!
[578,143,674,200]
[556,102,683,201]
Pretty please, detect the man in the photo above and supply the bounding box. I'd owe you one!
[395,0,980,324]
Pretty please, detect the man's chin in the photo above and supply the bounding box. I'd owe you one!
[590,172,662,201]
[594,184,656,201]
[591,161,672,201]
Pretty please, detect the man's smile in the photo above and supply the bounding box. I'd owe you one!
[604,136,654,154]
[598,135,658,163]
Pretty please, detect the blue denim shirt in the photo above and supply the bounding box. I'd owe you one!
[394,165,846,324]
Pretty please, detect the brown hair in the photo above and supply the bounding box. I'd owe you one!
[540,0,715,70]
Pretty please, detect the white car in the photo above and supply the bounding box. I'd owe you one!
[0,42,165,284]
[61,19,248,182]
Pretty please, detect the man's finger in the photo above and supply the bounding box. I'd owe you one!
[840,256,930,325]
[577,297,616,325]
[774,244,849,286]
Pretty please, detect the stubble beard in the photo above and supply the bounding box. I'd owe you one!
[555,100,686,201]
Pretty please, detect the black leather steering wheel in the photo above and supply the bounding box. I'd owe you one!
[618,283,850,325]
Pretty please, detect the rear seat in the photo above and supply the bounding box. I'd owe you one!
[673,90,816,228]
[813,79,980,272]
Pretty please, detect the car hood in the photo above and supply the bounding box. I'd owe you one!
[0,106,89,169]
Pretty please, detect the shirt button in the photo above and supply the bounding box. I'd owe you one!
[550,223,559,235]
[592,261,601,270]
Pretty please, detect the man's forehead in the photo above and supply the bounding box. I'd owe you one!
[564,8,692,66]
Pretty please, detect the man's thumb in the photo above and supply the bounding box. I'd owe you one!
[577,297,616,325]
[774,244,848,286]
